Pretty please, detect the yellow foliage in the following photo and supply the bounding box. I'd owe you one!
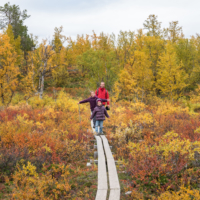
[52,90,81,112]
[114,120,143,144]
[154,131,197,160]
[156,101,189,115]
[20,69,36,101]
[157,185,200,200]
[157,42,188,100]
[130,190,144,200]
[114,49,153,102]
[128,101,147,113]
[28,94,53,108]
[190,85,200,104]
[0,33,19,105]
[134,112,155,126]
[12,161,71,199]
[129,131,200,161]
[5,24,23,65]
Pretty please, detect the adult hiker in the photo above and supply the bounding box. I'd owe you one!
[95,82,110,109]
[90,99,109,135]
[78,91,109,128]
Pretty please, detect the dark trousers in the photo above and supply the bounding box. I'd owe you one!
[91,110,96,127]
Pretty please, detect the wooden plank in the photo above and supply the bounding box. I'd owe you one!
[91,117,107,199]
[94,136,108,199]
[101,135,120,191]
[109,189,120,200]
[95,189,107,200]
[101,135,113,159]
[95,136,105,159]
[107,158,120,189]
[95,136,108,190]
[92,120,120,199]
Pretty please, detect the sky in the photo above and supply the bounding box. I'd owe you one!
[1,0,200,42]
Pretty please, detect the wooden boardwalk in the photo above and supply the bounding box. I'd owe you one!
[95,135,108,200]
[101,135,120,200]
[91,120,120,200]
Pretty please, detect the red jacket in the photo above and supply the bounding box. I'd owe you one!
[95,88,109,105]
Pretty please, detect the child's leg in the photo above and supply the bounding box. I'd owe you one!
[95,120,100,133]
[99,120,103,133]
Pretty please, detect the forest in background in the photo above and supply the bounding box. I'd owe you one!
[1,2,200,104]
[1,2,200,200]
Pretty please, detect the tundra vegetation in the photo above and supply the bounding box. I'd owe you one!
[1,2,200,199]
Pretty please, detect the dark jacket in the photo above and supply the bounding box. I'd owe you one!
[79,96,107,111]
[90,99,109,120]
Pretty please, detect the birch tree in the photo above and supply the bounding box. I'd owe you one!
[157,43,188,100]
[0,33,19,105]
[31,40,55,99]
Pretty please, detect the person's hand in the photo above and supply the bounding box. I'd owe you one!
[107,105,110,107]
[77,102,79,104]
[107,99,110,102]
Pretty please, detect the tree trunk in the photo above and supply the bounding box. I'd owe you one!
[141,88,144,102]
[39,74,44,99]
[0,83,4,104]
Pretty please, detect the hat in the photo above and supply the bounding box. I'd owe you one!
[96,98,102,103]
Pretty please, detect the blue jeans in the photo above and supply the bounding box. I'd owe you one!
[95,120,103,133]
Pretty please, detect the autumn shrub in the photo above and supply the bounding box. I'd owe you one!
[3,88,200,199]
[0,91,94,198]
[0,144,29,176]
[28,94,53,108]
[157,185,200,200]
[11,93,26,105]
[106,99,200,198]
[11,161,71,199]
[154,112,200,141]
[46,87,88,98]
[0,104,88,168]
[115,129,200,198]
[115,121,143,144]
[127,140,189,195]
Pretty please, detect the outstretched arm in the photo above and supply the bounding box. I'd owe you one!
[79,98,90,104]
[100,98,109,103]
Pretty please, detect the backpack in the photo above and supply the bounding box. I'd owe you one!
[97,88,108,98]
